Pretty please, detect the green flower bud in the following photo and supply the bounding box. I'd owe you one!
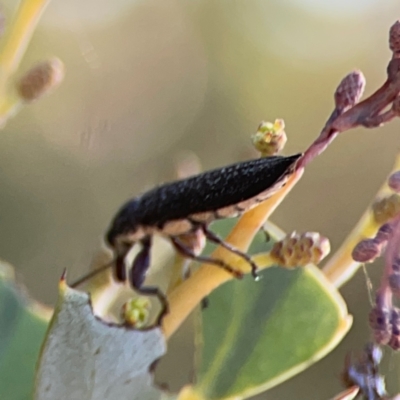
[251,119,287,156]
[121,297,151,328]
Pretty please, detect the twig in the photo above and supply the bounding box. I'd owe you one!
[163,20,400,338]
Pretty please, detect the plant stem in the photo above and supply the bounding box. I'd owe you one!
[323,154,400,288]
[0,93,22,127]
[0,0,51,81]
[0,0,52,126]
[162,169,303,339]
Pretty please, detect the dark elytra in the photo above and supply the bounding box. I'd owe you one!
[106,153,301,244]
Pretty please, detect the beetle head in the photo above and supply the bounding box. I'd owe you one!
[106,199,141,247]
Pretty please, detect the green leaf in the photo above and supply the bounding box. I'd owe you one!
[193,220,352,400]
[0,260,50,400]
[34,277,174,400]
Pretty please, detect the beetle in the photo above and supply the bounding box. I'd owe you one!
[102,153,301,320]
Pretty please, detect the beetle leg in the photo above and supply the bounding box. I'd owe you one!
[113,241,134,282]
[70,260,114,288]
[115,254,127,282]
[171,237,243,279]
[200,225,260,280]
[129,236,169,324]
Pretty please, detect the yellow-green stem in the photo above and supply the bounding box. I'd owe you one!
[323,154,400,287]
[0,94,22,127]
[162,169,304,339]
[0,0,51,80]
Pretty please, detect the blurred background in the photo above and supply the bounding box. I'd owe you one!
[1,0,400,398]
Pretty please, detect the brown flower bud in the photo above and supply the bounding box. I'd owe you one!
[369,306,392,345]
[375,223,393,243]
[393,257,400,272]
[17,58,64,102]
[270,231,330,267]
[334,70,366,111]
[352,238,382,263]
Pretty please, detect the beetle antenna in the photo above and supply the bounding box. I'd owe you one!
[70,260,115,288]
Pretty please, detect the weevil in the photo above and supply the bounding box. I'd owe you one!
[103,153,301,320]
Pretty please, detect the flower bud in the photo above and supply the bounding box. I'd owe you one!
[334,70,366,111]
[17,58,64,102]
[369,306,392,345]
[375,223,393,243]
[372,194,400,224]
[393,257,400,272]
[121,297,151,328]
[270,231,330,267]
[352,238,382,263]
[251,119,287,156]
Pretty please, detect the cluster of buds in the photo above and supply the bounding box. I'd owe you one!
[352,168,400,265]
[350,167,400,352]
[270,231,330,268]
[352,169,400,351]
[251,119,287,156]
[369,303,400,351]
[121,297,151,328]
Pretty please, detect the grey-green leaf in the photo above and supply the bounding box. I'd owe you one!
[34,278,169,400]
